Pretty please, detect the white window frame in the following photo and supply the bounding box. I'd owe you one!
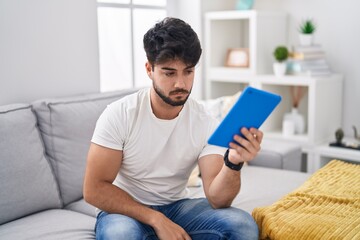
[97,1,167,90]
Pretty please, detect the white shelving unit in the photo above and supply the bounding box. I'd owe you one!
[205,10,287,99]
[204,10,344,157]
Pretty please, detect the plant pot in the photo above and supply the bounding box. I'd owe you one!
[273,62,287,77]
[299,33,314,46]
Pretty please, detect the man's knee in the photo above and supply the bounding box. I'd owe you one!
[97,223,130,239]
[96,214,143,240]
[222,208,259,239]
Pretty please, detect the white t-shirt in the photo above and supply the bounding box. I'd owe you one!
[91,88,226,205]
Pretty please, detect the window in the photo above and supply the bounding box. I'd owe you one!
[97,0,167,92]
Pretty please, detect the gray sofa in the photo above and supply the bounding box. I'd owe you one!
[0,88,310,239]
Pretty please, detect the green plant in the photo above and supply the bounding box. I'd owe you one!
[299,19,316,34]
[273,46,288,62]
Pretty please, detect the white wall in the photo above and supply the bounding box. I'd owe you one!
[0,0,100,105]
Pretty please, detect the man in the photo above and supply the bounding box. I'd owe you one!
[84,17,262,240]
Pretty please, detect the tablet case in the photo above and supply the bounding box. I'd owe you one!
[208,86,281,148]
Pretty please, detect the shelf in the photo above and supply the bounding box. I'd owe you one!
[208,67,252,82]
[308,143,360,173]
[254,75,314,86]
[208,71,343,86]
[316,144,360,161]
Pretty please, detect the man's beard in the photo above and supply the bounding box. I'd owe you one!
[153,82,191,107]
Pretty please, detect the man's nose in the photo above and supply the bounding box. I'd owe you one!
[174,76,186,89]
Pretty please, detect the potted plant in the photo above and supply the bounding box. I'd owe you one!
[273,46,288,77]
[299,19,316,46]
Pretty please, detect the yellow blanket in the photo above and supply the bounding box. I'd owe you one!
[252,160,360,240]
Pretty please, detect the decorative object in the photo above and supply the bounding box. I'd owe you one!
[225,48,249,68]
[282,86,306,135]
[273,46,288,77]
[235,0,254,10]
[290,86,305,108]
[282,118,295,137]
[329,126,360,150]
[335,128,344,144]
[298,18,316,46]
[221,91,242,118]
[353,125,360,140]
[283,108,305,135]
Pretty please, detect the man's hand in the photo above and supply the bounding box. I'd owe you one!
[152,213,191,240]
[228,127,263,164]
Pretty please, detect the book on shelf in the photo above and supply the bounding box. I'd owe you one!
[290,44,326,60]
[291,44,323,53]
[287,44,332,76]
[289,51,326,60]
[287,59,332,76]
[287,59,329,71]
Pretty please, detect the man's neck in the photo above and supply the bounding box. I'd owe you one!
[150,89,184,120]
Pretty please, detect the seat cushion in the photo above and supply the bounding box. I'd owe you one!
[65,198,97,217]
[32,89,139,205]
[0,104,62,225]
[0,209,96,240]
[232,165,309,212]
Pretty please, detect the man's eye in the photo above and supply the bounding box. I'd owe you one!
[165,72,175,76]
[186,70,193,75]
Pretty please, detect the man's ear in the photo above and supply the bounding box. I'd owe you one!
[145,62,153,79]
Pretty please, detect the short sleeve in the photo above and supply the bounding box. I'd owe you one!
[91,103,126,150]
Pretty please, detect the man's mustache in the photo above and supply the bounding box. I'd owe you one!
[169,89,190,95]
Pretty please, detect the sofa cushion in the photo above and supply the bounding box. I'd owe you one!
[65,198,97,217]
[0,209,96,240]
[0,104,62,225]
[32,89,139,205]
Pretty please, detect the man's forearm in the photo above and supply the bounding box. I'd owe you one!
[207,164,241,209]
[84,181,161,227]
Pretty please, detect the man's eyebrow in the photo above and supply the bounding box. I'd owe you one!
[161,66,195,71]
[161,67,176,71]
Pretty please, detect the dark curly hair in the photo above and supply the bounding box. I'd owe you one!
[143,17,202,69]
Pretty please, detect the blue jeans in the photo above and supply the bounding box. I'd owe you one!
[95,198,258,240]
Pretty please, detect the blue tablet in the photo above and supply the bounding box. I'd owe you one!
[208,86,281,148]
